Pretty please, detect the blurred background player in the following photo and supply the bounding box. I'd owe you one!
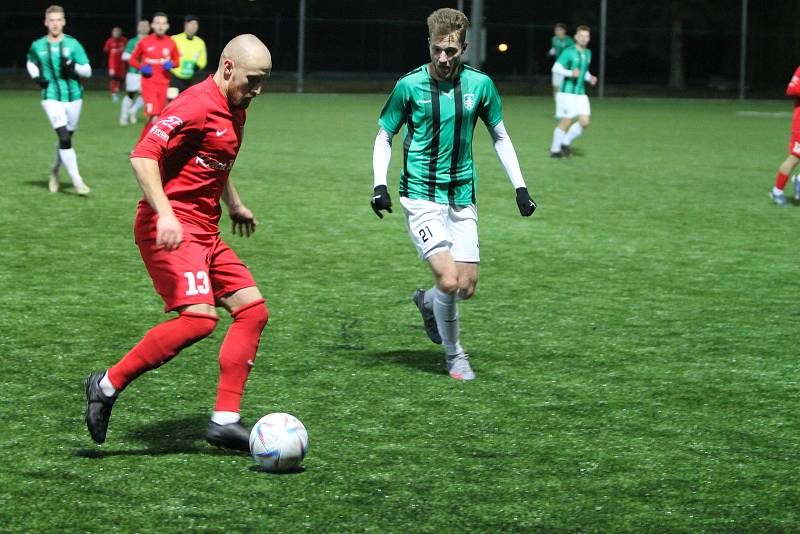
[84,34,273,452]
[168,14,207,100]
[549,25,597,158]
[103,26,127,102]
[547,23,574,98]
[120,19,150,126]
[370,8,536,381]
[128,12,179,136]
[27,4,92,195]
[769,66,800,207]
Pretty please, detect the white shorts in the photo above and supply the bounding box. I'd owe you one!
[551,72,564,88]
[125,72,141,93]
[555,92,591,119]
[400,197,479,262]
[41,99,82,131]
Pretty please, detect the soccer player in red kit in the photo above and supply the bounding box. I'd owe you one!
[84,34,273,452]
[770,66,800,207]
[128,12,179,136]
[103,26,127,101]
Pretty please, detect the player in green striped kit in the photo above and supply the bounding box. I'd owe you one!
[548,23,574,97]
[120,19,151,126]
[371,8,536,381]
[26,5,92,194]
[550,25,597,158]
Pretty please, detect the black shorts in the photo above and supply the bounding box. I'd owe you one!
[169,73,194,93]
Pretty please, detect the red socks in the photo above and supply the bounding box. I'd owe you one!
[776,172,789,190]
[106,300,268,412]
[107,312,218,391]
[214,299,269,412]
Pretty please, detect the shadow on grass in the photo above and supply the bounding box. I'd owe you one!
[25,180,87,195]
[368,349,443,375]
[75,414,248,458]
[248,465,306,475]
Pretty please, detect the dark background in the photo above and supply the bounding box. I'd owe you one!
[4,0,800,96]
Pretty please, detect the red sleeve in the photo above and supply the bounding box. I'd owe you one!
[787,67,800,97]
[129,39,143,69]
[170,38,180,62]
[103,38,111,54]
[131,98,205,161]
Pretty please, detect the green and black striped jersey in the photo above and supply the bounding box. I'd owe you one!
[379,63,503,206]
[27,35,89,102]
[556,45,592,95]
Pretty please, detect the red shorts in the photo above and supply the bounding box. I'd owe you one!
[790,132,800,157]
[138,235,257,312]
[141,83,168,117]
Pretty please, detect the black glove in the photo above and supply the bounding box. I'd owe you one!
[515,187,537,217]
[60,56,77,79]
[371,185,392,219]
[33,76,49,89]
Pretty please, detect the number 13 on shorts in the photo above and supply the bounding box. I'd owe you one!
[184,271,210,295]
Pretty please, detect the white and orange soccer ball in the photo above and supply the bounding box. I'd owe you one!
[249,413,308,472]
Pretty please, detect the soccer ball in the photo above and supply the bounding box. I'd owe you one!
[249,413,309,472]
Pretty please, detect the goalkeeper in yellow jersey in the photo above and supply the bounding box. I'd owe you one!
[168,14,206,100]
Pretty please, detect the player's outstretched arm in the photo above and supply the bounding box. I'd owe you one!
[222,179,257,237]
[131,157,183,250]
[486,121,536,217]
[371,128,393,219]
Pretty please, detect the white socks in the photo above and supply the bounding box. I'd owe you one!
[131,95,144,116]
[211,411,241,425]
[433,287,463,356]
[551,127,566,153]
[121,96,132,123]
[99,371,117,397]
[57,148,87,188]
[563,122,584,146]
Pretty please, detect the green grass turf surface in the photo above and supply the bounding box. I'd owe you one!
[1,89,799,532]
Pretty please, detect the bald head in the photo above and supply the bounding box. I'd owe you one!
[219,34,271,73]
[213,34,272,109]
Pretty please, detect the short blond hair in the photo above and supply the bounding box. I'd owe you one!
[45,5,64,16]
[427,8,469,44]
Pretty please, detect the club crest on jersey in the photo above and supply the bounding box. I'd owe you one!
[163,48,170,56]
[463,93,476,111]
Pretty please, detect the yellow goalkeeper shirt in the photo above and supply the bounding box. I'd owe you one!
[170,33,207,80]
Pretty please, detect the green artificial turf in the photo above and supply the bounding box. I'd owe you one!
[1,89,799,532]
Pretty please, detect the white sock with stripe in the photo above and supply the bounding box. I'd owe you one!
[433,288,463,356]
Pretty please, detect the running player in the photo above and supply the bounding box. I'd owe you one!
[103,26,127,102]
[549,25,597,158]
[84,35,273,452]
[547,23,574,97]
[120,19,150,126]
[769,66,800,207]
[168,14,207,100]
[26,4,92,195]
[128,12,180,136]
[370,8,536,381]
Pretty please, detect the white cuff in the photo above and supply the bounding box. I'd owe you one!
[121,51,131,62]
[584,70,593,82]
[74,63,92,78]
[551,63,573,77]
[487,121,526,190]
[26,60,40,79]
[372,128,393,188]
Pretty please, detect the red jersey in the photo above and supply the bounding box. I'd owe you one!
[104,36,128,71]
[787,67,800,131]
[131,77,246,241]
[129,34,180,87]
